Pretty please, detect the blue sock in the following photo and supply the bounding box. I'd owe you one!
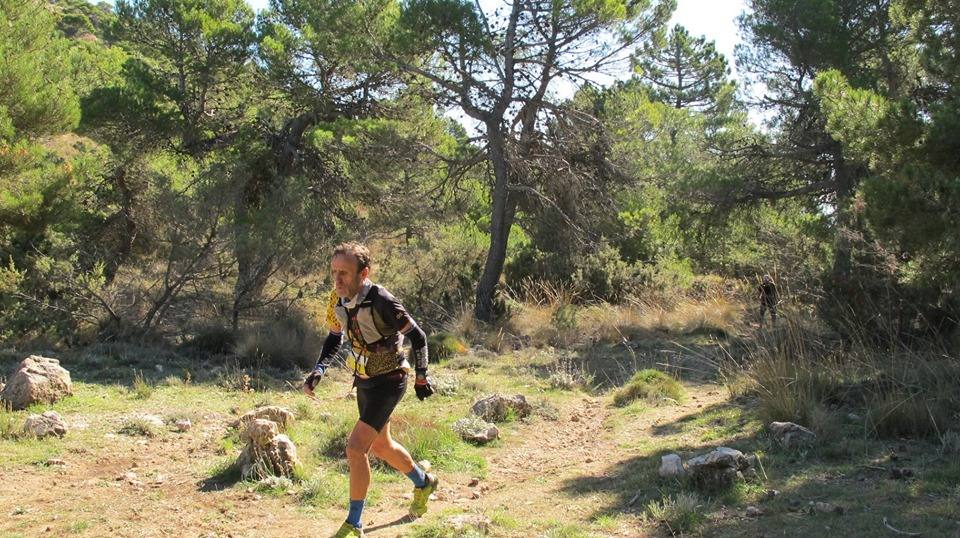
[346,499,364,528]
[406,464,427,488]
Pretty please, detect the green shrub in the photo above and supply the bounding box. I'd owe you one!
[234,311,323,370]
[743,320,960,439]
[571,243,644,303]
[428,331,468,362]
[180,325,235,357]
[0,402,22,440]
[612,369,685,407]
[547,358,594,391]
[299,469,349,508]
[118,417,161,437]
[429,373,462,396]
[131,370,153,400]
[447,356,484,370]
[645,492,704,535]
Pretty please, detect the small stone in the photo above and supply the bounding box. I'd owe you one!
[468,478,480,487]
[746,506,763,517]
[769,421,817,449]
[658,454,685,478]
[23,411,68,438]
[846,413,862,422]
[447,514,491,533]
[585,458,593,463]
[765,489,780,499]
[470,490,480,499]
[570,415,580,422]
[811,502,844,515]
[470,393,532,422]
[235,406,294,433]
[45,458,66,466]
[174,419,192,432]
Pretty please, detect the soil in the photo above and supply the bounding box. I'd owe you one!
[0,385,726,537]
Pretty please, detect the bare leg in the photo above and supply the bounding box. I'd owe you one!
[369,421,416,474]
[346,421,379,501]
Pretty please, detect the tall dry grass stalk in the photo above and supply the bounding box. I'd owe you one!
[503,288,745,348]
[736,315,960,440]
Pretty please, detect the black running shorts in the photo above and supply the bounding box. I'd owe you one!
[356,370,407,431]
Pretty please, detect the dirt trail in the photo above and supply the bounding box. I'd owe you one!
[0,384,727,538]
[454,384,728,537]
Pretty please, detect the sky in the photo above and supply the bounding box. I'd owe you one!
[240,0,749,74]
[110,0,749,81]
[671,0,748,78]
[234,0,755,128]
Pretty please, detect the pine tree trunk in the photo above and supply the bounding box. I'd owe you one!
[474,129,516,322]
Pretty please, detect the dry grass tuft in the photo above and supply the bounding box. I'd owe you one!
[737,317,960,440]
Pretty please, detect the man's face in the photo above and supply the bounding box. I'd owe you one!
[331,254,368,298]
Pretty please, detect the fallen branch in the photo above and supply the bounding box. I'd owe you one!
[883,517,922,536]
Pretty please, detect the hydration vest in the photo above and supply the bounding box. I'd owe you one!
[331,283,410,377]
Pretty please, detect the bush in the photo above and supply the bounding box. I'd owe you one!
[612,369,685,407]
[863,357,960,438]
[234,310,324,370]
[571,242,646,303]
[0,403,22,440]
[180,325,235,357]
[131,370,153,400]
[645,492,704,535]
[428,332,468,362]
[429,373,461,396]
[742,319,960,439]
[547,358,594,391]
[447,356,484,370]
[375,224,488,326]
[118,417,161,437]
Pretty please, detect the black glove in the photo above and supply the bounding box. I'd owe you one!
[304,365,327,392]
[414,369,434,401]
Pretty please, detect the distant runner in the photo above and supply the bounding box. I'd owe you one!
[758,274,779,327]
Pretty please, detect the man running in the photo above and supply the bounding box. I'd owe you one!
[303,242,438,538]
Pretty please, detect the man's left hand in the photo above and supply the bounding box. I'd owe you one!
[414,369,434,401]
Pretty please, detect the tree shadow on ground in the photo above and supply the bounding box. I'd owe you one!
[0,341,306,392]
[557,397,960,537]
